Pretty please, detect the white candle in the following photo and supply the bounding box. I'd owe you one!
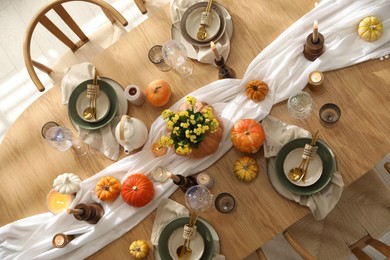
[312,20,319,43]
[124,85,145,106]
[167,172,181,183]
[196,172,214,189]
[151,166,169,183]
[210,41,221,61]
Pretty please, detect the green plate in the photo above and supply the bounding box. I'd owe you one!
[275,138,335,195]
[68,79,118,130]
[158,217,213,260]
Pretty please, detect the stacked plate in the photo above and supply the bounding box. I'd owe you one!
[274,138,336,195]
[157,217,219,260]
[172,2,233,60]
[68,78,127,130]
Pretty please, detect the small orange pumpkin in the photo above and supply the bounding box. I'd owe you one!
[146,79,171,107]
[121,174,155,207]
[246,80,269,102]
[231,119,265,153]
[95,176,121,203]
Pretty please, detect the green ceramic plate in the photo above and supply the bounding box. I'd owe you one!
[68,79,118,130]
[158,217,213,260]
[275,138,335,195]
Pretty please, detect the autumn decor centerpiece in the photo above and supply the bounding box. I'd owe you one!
[159,96,223,158]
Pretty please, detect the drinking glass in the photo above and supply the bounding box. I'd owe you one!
[148,45,171,72]
[44,126,88,156]
[162,40,193,77]
[287,91,313,125]
[214,192,236,213]
[319,103,341,128]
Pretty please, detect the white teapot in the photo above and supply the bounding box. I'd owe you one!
[115,115,148,154]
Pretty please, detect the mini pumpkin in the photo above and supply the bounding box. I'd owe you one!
[121,174,155,207]
[246,80,269,102]
[53,173,81,194]
[358,16,383,42]
[95,176,121,203]
[231,119,265,153]
[129,240,149,259]
[234,156,259,182]
[146,79,171,107]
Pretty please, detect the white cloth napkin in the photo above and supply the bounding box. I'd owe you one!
[262,115,344,220]
[61,62,120,160]
[151,198,225,259]
[170,0,230,64]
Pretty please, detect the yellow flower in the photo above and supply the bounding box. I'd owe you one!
[172,114,179,123]
[167,121,174,129]
[186,96,197,107]
[190,135,197,143]
[162,109,173,120]
[159,136,173,146]
[179,110,189,117]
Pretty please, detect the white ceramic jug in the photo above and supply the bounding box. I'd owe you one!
[115,115,148,154]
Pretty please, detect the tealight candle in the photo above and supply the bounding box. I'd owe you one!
[47,189,73,215]
[151,142,167,157]
[308,71,324,90]
[151,166,169,183]
[196,172,214,189]
[210,41,222,61]
[52,233,75,248]
[124,85,146,106]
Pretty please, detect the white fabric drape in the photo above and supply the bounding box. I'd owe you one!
[1,0,389,258]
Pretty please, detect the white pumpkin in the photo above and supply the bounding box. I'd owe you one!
[53,173,81,194]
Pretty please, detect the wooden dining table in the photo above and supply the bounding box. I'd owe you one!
[1,0,389,259]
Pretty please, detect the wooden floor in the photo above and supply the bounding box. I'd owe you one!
[0,0,167,143]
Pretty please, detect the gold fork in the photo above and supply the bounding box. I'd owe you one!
[196,0,213,40]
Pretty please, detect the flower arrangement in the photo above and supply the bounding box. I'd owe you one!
[159,96,220,156]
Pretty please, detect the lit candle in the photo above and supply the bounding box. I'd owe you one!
[167,172,181,183]
[210,41,222,61]
[308,71,324,90]
[52,233,75,248]
[151,142,167,157]
[124,85,146,106]
[151,166,169,182]
[312,20,319,43]
[47,189,73,215]
[196,172,214,189]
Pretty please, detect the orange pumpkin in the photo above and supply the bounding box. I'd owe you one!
[121,174,155,207]
[231,119,265,153]
[146,80,171,107]
[95,176,121,203]
[246,80,269,102]
[177,101,223,158]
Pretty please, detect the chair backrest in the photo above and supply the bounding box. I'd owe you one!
[349,234,390,259]
[23,0,143,92]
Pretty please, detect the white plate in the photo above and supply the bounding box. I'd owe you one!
[76,90,110,123]
[168,227,204,260]
[185,8,221,42]
[283,148,323,187]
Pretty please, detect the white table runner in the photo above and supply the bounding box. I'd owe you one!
[1,0,389,258]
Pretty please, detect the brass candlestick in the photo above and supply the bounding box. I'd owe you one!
[303,33,325,61]
[215,57,236,79]
[67,203,104,224]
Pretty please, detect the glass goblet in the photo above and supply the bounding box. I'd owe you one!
[45,126,88,156]
[162,40,193,78]
[185,185,213,213]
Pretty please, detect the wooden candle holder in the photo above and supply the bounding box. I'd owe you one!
[171,174,198,192]
[215,57,236,79]
[67,203,104,224]
[303,33,325,61]
[52,233,75,248]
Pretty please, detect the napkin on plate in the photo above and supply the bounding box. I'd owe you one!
[170,0,230,64]
[262,115,344,220]
[151,198,225,260]
[61,62,121,161]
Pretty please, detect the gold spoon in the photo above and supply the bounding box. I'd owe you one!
[196,0,213,41]
[82,70,98,120]
[288,131,320,182]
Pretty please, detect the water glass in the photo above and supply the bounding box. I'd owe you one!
[162,40,193,78]
[287,91,313,125]
[214,192,236,213]
[319,103,341,128]
[44,126,88,156]
[148,45,171,72]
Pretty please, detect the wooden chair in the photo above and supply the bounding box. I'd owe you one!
[23,0,145,92]
[246,169,390,260]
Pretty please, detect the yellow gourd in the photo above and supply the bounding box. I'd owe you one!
[358,16,383,42]
[233,156,259,182]
[129,240,149,259]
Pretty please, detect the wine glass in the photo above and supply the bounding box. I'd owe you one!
[162,40,193,77]
[44,126,88,156]
[185,185,213,213]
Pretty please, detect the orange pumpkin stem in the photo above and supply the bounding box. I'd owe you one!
[153,86,162,94]
[251,85,258,91]
[103,185,110,191]
[132,186,138,191]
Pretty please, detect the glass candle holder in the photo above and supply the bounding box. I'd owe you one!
[319,103,341,128]
[215,192,236,213]
[148,45,171,72]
